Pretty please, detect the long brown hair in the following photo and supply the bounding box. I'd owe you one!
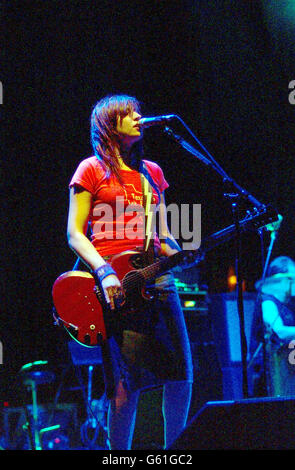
[90,94,142,180]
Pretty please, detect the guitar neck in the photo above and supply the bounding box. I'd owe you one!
[201,209,273,253]
[139,251,195,282]
[140,257,170,281]
[138,205,278,283]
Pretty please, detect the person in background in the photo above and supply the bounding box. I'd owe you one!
[253,256,295,397]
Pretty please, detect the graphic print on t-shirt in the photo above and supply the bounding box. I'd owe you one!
[123,183,144,206]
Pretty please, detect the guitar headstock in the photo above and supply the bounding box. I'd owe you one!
[241,205,280,233]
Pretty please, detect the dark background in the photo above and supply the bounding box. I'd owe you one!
[2,0,295,406]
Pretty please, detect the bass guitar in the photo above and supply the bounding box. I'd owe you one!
[52,205,278,347]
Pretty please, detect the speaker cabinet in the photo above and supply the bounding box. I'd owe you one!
[181,297,223,416]
[170,396,295,449]
[210,293,256,364]
[209,293,257,399]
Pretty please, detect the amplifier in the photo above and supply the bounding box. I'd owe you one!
[179,291,208,314]
[209,292,256,364]
[209,292,257,399]
[177,281,208,314]
[178,288,211,345]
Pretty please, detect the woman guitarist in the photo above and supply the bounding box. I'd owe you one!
[67,94,193,450]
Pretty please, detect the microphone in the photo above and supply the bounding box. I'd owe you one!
[138,115,176,128]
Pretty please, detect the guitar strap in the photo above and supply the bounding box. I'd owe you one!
[139,160,160,265]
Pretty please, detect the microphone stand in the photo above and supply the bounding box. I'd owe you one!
[247,227,280,394]
[164,124,268,399]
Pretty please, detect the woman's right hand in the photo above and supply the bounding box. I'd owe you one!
[101,274,124,310]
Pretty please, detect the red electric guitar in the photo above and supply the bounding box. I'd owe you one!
[52,206,278,347]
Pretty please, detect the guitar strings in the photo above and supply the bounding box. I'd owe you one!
[121,258,165,291]
[109,251,185,293]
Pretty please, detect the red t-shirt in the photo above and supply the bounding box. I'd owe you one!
[69,156,169,256]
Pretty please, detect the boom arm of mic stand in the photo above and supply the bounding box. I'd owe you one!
[164,126,266,211]
[164,126,212,166]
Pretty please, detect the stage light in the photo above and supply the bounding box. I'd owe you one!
[227,266,237,292]
[184,300,196,308]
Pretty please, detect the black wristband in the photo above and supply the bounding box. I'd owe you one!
[93,264,117,287]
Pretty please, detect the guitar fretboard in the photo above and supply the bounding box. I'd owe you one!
[139,251,193,282]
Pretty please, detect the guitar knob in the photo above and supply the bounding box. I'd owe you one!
[69,327,78,339]
[97,332,103,344]
[84,334,91,345]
